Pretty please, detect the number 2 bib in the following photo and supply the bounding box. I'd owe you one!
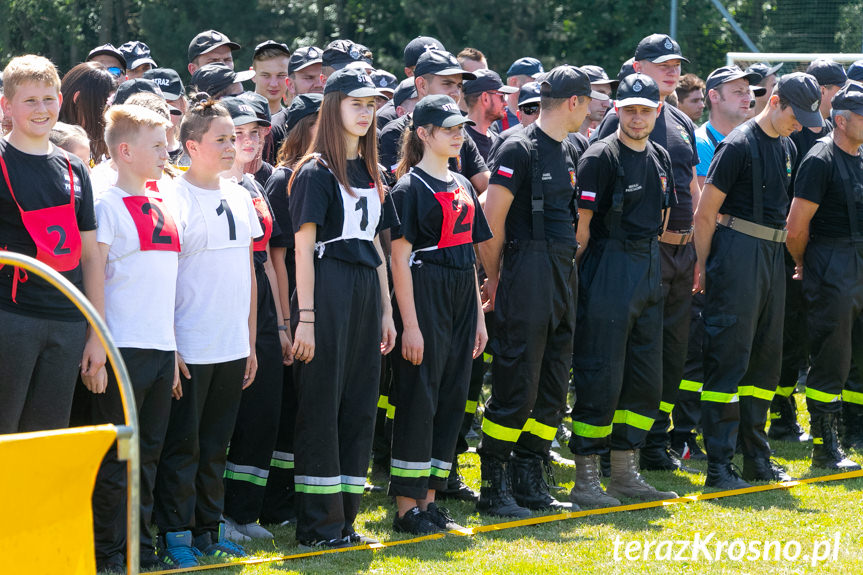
[408,169,475,265]
[122,195,181,252]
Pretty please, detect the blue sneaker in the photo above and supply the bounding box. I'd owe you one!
[197,523,247,558]
[157,530,201,569]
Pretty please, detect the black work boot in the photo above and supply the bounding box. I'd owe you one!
[842,403,863,451]
[811,412,861,470]
[768,394,810,442]
[476,456,530,518]
[509,453,572,512]
[705,462,751,490]
[639,446,699,473]
[437,459,479,502]
[742,457,794,482]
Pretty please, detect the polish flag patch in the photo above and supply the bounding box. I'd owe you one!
[497,166,514,178]
[581,191,596,202]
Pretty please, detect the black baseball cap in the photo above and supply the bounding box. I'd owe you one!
[746,62,783,83]
[805,59,847,87]
[393,78,418,108]
[618,58,636,82]
[615,73,661,108]
[119,41,157,70]
[404,36,445,68]
[581,65,619,89]
[221,96,270,126]
[323,40,367,71]
[188,30,241,64]
[848,60,863,83]
[777,72,823,128]
[86,44,126,71]
[254,40,290,59]
[634,34,689,64]
[324,67,384,97]
[540,66,609,100]
[705,65,761,92]
[289,46,323,74]
[371,70,398,95]
[190,63,255,96]
[752,85,767,97]
[236,91,272,123]
[414,50,476,80]
[286,93,323,132]
[507,57,544,79]
[518,82,541,106]
[831,82,863,116]
[142,68,185,100]
[113,78,165,105]
[463,69,519,95]
[412,95,475,128]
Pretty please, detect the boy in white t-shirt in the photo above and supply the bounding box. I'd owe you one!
[87,104,180,573]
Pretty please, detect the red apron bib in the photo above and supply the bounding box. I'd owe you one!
[0,149,82,301]
[251,196,273,252]
[122,195,181,252]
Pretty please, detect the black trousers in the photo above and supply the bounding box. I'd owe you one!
[389,264,477,499]
[646,241,696,449]
[293,257,381,543]
[772,250,808,424]
[153,357,246,537]
[671,291,704,442]
[92,348,174,561]
[701,226,785,464]
[569,237,664,455]
[803,240,863,415]
[224,265,284,524]
[478,240,577,460]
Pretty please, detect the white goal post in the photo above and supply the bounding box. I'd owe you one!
[726,52,863,71]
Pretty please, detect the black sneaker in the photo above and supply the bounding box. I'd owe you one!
[425,502,464,531]
[392,506,442,535]
[139,552,170,572]
[742,457,794,482]
[437,474,479,502]
[705,462,751,490]
[297,537,353,550]
[343,529,379,545]
[96,553,125,574]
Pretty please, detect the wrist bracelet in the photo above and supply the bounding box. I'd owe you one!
[299,319,315,324]
[298,308,315,313]
[278,325,288,331]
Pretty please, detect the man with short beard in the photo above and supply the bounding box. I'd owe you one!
[463,69,518,162]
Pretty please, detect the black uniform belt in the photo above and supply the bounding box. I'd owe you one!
[717,214,788,243]
[505,239,578,256]
[659,228,693,245]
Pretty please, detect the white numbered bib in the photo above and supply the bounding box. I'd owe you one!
[316,183,381,257]
[193,190,252,251]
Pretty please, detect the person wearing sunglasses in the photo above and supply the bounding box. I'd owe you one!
[487,82,541,160]
[462,69,518,162]
[86,44,127,80]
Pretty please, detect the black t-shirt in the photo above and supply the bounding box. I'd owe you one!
[254,161,274,190]
[568,132,590,156]
[238,174,282,266]
[794,137,863,239]
[270,109,289,164]
[377,100,398,130]
[488,123,579,245]
[290,157,398,268]
[378,114,488,179]
[0,140,97,321]
[595,104,698,230]
[788,120,833,200]
[706,120,797,228]
[488,124,524,161]
[265,166,294,250]
[578,135,673,240]
[391,167,492,270]
[465,126,497,163]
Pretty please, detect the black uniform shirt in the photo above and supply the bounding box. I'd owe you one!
[595,104,698,230]
[270,109,289,164]
[265,166,294,250]
[465,126,497,163]
[377,100,398,130]
[238,174,282,267]
[391,167,492,270]
[379,114,488,179]
[489,123,579,245]
[578,135,674,240]
[290,157,397,268]
[0,140,96,321]
[706,119,797,228]
[789,119,833,200]
[794,137,863,239]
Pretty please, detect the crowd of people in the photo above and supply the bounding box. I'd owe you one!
[1,27,863,573]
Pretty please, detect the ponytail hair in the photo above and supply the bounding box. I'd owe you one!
[394,123,436,179]
[179,93,230,154]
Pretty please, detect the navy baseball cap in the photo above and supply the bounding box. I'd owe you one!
[615,73,661,108]
[142,68,185,100]
[404,36,445,68]
[289,46,323,74]
[188,30,241,63]
[507,57,544,78]
[618,58,636,82]
[86,44,126,71]
[831,82,863,116]
[221,96,270,126]
[190,63,255,96]
[746,62,783,83]
[286,93,323,131]
[463,69,519,95]
[848,60,863,83]
[805,59,847,87]
[541,66,609,100]
[324,67,384,97]
[705,65,761,92]
[582,65,619,89]
[412,95,474,128]
[323,40,367,71]
[254,40,290,59]
[517,82,541,106]
[371,70,398,95]
[119,41,157,70]
[393,78,418,108]
[113,78,165,105]
[634,34,689,64]
[777,72,823,128]
[414,50,476,80]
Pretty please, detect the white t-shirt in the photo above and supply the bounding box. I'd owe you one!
[174,176,263,364]
[96,183,183,351]
[90,162,175,200]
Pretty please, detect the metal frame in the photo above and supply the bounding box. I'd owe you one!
[0,252,140,575]
[726,52,863,67]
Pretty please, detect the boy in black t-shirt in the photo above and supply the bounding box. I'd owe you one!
[694,72,820,489]
[0,55,104,434]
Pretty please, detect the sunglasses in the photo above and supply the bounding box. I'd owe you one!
[107,67,124,78]
[519,104,540,115]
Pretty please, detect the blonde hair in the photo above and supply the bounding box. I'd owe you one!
[49,122,90,153]
[104,104,171,156]
[124,92,172,121]
[2,55,61,100]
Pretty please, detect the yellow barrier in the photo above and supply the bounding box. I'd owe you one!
[0,426,117,574]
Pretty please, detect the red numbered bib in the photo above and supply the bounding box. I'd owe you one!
[251,196,273,252]
[434,185,475,248]
[122,195,181,252]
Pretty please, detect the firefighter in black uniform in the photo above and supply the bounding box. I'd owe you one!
[693,72,821,489]
[785,82,863,471]
[477,65,605,517]
[569,74,678,507]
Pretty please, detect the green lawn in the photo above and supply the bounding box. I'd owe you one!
[160,396,863,575]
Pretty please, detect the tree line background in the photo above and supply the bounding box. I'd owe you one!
[1,0,862,82]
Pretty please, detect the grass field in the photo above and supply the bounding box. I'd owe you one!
[161,396,863,575]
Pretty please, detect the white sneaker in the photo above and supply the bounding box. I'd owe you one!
[222,517,252,542]
[235,522,274,539]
